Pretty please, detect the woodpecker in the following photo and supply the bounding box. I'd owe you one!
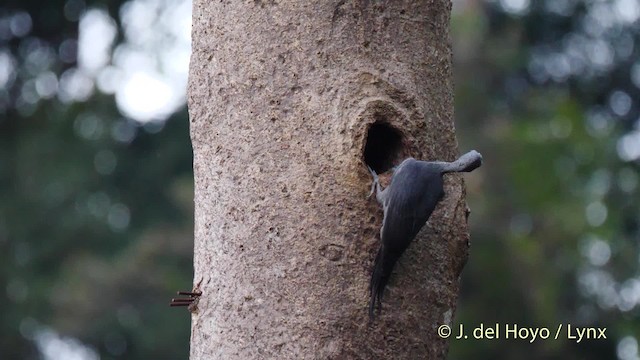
[368,150,482,318]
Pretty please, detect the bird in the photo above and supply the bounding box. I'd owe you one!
[367,150,482,318]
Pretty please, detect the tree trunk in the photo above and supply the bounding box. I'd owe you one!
[188,1,468,359]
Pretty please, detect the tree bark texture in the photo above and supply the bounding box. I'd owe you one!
[188,1,468,359]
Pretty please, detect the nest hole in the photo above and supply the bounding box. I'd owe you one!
[364,122,405,174]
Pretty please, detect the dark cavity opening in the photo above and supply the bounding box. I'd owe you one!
[364,122,404,174]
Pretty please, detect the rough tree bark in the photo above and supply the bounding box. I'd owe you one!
[188,1,469,359]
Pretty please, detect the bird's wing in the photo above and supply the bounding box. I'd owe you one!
[381,170,443,254]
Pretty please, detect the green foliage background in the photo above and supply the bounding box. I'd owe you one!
[1,0,638,359]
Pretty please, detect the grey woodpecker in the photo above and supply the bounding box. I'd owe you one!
[368,150,482,318]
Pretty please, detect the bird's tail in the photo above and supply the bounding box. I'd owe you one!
[369,246,397,319]
[440,150,483,173]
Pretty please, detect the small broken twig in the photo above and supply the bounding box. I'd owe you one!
[170,290,202,308]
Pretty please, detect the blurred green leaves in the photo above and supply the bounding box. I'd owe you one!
[1,1,193,358]
[452,1,640,359]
